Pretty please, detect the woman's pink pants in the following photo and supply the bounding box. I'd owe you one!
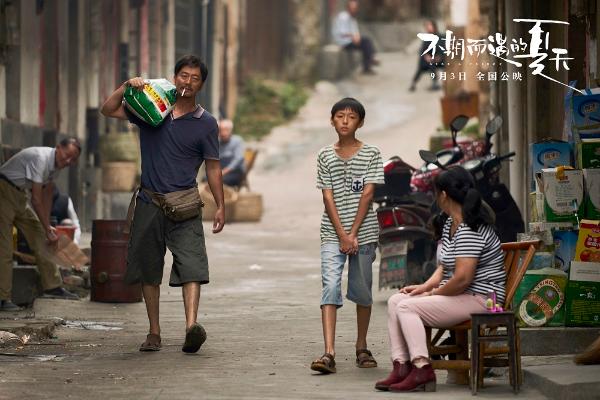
[387,292,486,362]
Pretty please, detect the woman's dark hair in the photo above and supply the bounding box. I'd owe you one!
[330,97,366,121]
[174,55,209,83]
[433,166,493,231]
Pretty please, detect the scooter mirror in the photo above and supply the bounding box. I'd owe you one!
[419,150,439,165]
[486,116,503,136]
[450,115,469,134]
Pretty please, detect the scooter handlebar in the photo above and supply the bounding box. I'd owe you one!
[497,151,516,162]
[481,152,515,174]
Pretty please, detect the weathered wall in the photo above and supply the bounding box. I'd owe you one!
[225,0,239,118]
[239,0,290,80]
[239,0,325,84]
[362,0,421,21]
[360,0,443,21]
[0,0,189,227]
[19,0,40,127]
[285,0,324,83]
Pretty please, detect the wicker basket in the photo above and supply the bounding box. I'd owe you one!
[233,191,263,222]
[199,184,238,222]
[101,162,138,192]
[99,132,140,162]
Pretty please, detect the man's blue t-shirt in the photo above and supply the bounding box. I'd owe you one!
[125,105,219,203]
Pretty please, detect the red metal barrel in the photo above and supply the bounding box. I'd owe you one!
[91,220,142,303]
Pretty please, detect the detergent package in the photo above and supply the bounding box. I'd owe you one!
[123,79,177,127]
[571,91,600,130]
[577,139,600,169]
[575,220,600,262]
[584,169,600,219]
[542,168,584,222]
[530,140,572,191]
[553,229,579,272]
[565,261,600,327]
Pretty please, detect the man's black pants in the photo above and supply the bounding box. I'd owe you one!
[344,37,376,72]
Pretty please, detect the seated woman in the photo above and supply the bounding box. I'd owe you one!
[375,166,505,392]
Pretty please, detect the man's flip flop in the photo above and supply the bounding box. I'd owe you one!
[182,323,207,353]
[139,333,161,352]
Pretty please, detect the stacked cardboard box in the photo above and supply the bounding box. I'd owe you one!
[564,220,600,326]
[541,168,584,223]
[516,90,600,327]
[579,140,600,219]
[522,129,576,327]
[527,167,580,277]
[570,90,600,219]
[566,262,600,326]
[513,267,568,327]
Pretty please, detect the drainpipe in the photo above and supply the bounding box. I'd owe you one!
[201,0,209,61]
[140,0,149,77]
[200,0,210,109]
[504,0,526,220]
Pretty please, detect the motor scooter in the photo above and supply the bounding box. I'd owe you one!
[410,115,487,194]
[420,115,525,242]
[375,115,475,289]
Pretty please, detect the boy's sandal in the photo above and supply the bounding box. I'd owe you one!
[310,353,337,374]
[139,333,162,352]
[356,349,377,368]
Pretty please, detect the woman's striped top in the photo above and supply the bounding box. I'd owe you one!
[316,143,384,245]
[439,217,506,304]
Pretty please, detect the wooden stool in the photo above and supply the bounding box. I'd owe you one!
[470,311,520,395]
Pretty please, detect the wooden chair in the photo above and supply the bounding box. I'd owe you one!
[425,240,541,385]
[237,148,258,191]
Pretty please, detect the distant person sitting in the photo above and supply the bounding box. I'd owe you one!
[332,0,379,75]
[51,187,82,245]
[410,19,445,92]
[218,119,245,187]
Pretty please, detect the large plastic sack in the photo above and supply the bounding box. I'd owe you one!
[123,79,177,127]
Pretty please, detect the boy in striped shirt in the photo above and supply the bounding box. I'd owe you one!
[310,98,385,374]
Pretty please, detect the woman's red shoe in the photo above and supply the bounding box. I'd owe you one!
[374,361,412,391]
[389,363,436,392]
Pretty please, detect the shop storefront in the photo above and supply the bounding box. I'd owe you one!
[493,0,600,337]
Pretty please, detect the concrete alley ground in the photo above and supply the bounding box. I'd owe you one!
[0,48,555,399]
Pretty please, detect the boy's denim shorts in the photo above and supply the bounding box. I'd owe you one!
[320,242,377,308]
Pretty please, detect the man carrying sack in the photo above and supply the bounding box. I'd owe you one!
[100,55,225,353]
[0,138,81,311]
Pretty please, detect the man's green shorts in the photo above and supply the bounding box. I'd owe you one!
[125,200,209,286]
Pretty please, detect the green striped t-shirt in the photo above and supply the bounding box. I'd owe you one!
[316,143,385,245]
